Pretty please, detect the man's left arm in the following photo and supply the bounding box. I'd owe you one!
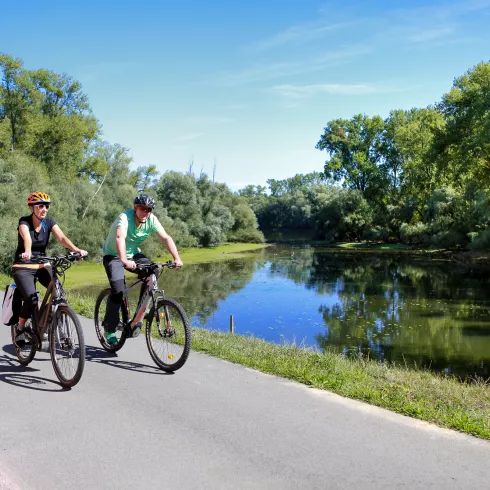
[156,229,183,267]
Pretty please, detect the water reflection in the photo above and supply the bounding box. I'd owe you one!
[73,246,490,378]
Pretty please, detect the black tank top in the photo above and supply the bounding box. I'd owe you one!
[14,215,57,263]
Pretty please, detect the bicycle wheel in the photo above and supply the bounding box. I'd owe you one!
[10,319,36,366]
[146,298,191,372]
[94,288,127,352]
[49,305,85,388]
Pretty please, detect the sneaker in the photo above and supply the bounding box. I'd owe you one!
[105,331,118,345]
[15,325,25,344]
[15,325,32,346]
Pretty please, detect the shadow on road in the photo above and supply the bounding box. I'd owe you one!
[2,343,51,364]
[85,344,172,375]
[0,353,69,392]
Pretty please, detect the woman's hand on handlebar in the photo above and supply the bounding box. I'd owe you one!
[173,257,183,268]
[20,251,31,261]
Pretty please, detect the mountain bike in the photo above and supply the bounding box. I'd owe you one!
[11,253,86,388]
[94,261,191,372]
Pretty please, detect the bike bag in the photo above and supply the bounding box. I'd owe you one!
[2,283,22,326]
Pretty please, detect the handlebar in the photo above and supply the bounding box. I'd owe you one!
[132,260,180,275]
[28,252,87,266]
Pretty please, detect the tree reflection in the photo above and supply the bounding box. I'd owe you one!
[266,249,490,378]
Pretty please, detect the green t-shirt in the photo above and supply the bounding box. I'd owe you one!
[102,209,164,257]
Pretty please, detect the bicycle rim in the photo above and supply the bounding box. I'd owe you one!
[94,288,127,352]
[146,298,191,372]
[50,306,85,387]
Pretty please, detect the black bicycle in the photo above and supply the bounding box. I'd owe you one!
[11,253,86,387]
[94,261,191,372]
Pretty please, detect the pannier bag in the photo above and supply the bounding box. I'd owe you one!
[2,284,22,326]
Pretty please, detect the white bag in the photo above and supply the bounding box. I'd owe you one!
[2,284,17,325]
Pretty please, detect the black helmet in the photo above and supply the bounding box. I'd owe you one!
[134,193,155,209]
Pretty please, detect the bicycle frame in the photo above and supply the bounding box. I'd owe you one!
[122,268,165,335]
[29,266,66,348]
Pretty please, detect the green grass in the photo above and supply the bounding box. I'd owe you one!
[0,272,11,288]
[172,242,268,264]
[333,242,410,250]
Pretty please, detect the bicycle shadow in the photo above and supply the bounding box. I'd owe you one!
[2,343,51,363]
[0,353,69,392]
[85,344,172,376]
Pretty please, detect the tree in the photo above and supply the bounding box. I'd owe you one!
[0,53,33,150]
[438,61,490,186]
[316,114,386,201]
[131,165,159,192]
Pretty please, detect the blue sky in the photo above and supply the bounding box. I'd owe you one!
[1,0,489,190]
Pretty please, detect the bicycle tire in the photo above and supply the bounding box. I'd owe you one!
[10,320,36,366]
[94,288,127,352]
[145,298,191,372]
[50,305,85,388]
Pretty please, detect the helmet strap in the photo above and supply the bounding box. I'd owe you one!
[134,208,147,224]
[31,207,46,226]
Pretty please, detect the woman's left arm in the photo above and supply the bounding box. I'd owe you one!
[52,225,88,256]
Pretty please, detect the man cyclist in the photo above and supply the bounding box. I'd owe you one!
[101,193,183,345]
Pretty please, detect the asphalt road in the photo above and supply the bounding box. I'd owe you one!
[0,304,489,489]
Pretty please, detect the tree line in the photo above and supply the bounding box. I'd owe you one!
[239,61,490,249]
[0,53,263,274]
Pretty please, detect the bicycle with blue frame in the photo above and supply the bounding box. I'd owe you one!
[94,261,191,372]
[11,252,86,387]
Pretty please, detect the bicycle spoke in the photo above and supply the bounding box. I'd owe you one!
[146,298,191,371]
[50,307,85,387]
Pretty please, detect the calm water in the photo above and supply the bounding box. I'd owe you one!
[77,245,490,378]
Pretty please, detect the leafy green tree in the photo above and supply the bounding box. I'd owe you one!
[0,54,33,150]
[316,114,386,201]
[438,61,490,186]
[312,187,372,241]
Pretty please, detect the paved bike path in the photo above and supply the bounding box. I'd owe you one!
[0,303,489,489]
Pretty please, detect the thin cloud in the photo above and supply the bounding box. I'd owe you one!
[270,83,377,99]
[208,45,371,86]
[270,82,413,100]
[252,20,357,50]
[408,27,453,44]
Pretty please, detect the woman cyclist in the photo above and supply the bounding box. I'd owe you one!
[12,192,88,342]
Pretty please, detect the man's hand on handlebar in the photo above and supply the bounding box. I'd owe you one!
[123,259,137,270]
[20,251,31,261]
[173,257,183,268]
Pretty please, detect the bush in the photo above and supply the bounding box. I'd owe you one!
[468,228,490,250]
[400,222,429,245]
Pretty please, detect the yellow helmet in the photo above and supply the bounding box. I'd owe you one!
[27,192,51,205]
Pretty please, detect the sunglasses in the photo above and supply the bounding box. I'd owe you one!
[34,203,50,210]
[137,206,152,213]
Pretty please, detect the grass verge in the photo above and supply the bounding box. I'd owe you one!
[67,289,490,440]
